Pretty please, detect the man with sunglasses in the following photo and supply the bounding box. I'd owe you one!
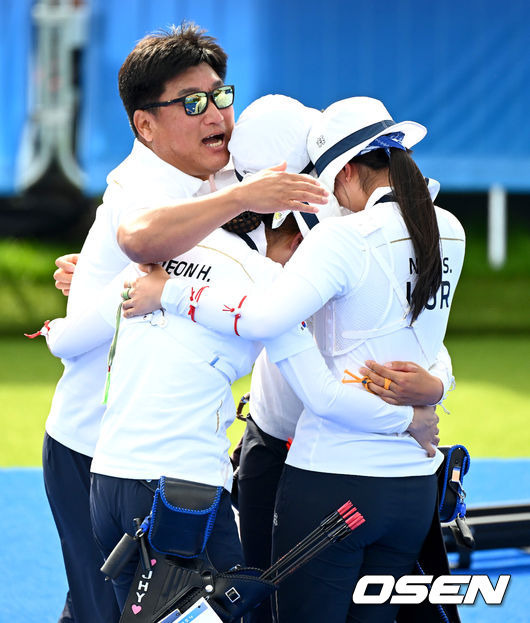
[115,28,327,264]
[40,23,327,623]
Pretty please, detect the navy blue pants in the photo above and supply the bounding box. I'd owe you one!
[42,433,120,623]
[272,465,437,623]
[237,417,288,623]
[90,473,245,613]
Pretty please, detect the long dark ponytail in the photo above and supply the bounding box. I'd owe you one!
[351,148,442,323]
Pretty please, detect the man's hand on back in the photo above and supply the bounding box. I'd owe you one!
[236,162,328,214]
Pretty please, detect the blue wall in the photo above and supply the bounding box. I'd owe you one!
[0,1,33,195]
[2,0,530,195]
[78,0,263,193]
[255,0,530,192]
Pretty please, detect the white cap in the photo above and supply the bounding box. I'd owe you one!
[229,94,320,176]
[307,96,427,192]
[271,192,345,237]
[230,94,344,237]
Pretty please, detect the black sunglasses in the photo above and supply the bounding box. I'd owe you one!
[141,84,235,116]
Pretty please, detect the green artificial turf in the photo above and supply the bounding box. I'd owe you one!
[1,335,528,467]
[0,337,250,466]
[439,335,530,457]
[0,238,71,336]
[1,223,530,336]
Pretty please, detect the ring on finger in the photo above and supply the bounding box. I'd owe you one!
[361,376,376,395]
[121,287,132,301]
[383,377,392,390]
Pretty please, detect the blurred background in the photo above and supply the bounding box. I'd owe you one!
[1,0,529,333]
[1,1,529,621]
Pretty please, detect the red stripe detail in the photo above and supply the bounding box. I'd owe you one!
[24,320,51,339]
[196,286,209,300]
[188,286,209,323]
[233,295,247,336]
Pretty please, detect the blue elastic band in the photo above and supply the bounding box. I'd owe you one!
[359,131,406,158]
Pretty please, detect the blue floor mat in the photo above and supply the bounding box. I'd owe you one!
[1,459,529,622]
[2,468,69,622]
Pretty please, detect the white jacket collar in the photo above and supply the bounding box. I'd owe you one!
[107,139,206,199]
[365,186,394,210]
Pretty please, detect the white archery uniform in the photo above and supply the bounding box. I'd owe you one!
[249,342,453,443]
[90,196,418,488]
[226,96,454,446]
[229,177,455,446]
[286,190,465,476]
[90,228,286,489]
[159,187,465,476]
[44,139,231,456]
[36,138,235,623]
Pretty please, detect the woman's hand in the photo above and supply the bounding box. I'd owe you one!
[359,360,444,406]
[407,406,440,457]
[122,264,170,318]
[53,253,79,296]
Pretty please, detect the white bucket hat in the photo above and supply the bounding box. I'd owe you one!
[307,96,427,192]
[229,94,345,236]
[229,94,320,177]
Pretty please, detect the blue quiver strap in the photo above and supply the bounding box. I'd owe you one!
[438,444,470,523]
[148,477,223,558]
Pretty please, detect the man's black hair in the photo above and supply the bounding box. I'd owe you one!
[118,22,228,136]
